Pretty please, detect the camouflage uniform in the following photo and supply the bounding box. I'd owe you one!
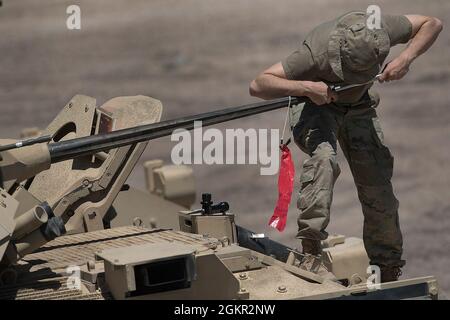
[282,12,413,268]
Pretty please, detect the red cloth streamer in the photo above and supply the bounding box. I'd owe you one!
[268,144,295,232]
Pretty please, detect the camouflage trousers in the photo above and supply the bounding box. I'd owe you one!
[290,99,405,268]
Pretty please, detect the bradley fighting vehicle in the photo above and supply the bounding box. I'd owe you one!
[0,95,440,300]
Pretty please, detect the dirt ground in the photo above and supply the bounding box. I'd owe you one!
[0,0,449,294]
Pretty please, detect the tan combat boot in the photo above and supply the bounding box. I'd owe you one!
[302,239,322,255]
[298,239,330,277]
[380,266,402,283]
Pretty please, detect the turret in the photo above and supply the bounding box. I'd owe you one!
[0,95,304,266]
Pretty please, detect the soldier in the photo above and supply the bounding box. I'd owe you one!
[249,11,442,282]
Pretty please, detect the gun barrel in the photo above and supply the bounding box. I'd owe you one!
[48,96,304,163]
[0,135,52,152]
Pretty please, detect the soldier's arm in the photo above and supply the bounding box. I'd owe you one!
[249,62,337,105]
[379,15,443,82]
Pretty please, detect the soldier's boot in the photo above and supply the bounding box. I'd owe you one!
[298,239,330,276]
[379,265,402,283]
[302,238,322,255]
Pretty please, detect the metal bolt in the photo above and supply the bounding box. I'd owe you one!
[133,217,143,227]
[239,273,248,280]
[149,218,157,228]
[82,179,90,187]
[220,236,230,247]
[277,285,287,293]
[87,260,96,271]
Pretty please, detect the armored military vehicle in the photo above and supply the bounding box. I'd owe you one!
[0,95,439,300]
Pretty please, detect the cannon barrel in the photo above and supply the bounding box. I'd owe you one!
[48,96,304,163]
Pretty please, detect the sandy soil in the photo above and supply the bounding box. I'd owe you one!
[0,0,449,294]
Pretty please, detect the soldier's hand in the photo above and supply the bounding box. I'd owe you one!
[378,57,410,82]
[305,81,338,105]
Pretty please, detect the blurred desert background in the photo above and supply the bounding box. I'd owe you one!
[0,0,449,294]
